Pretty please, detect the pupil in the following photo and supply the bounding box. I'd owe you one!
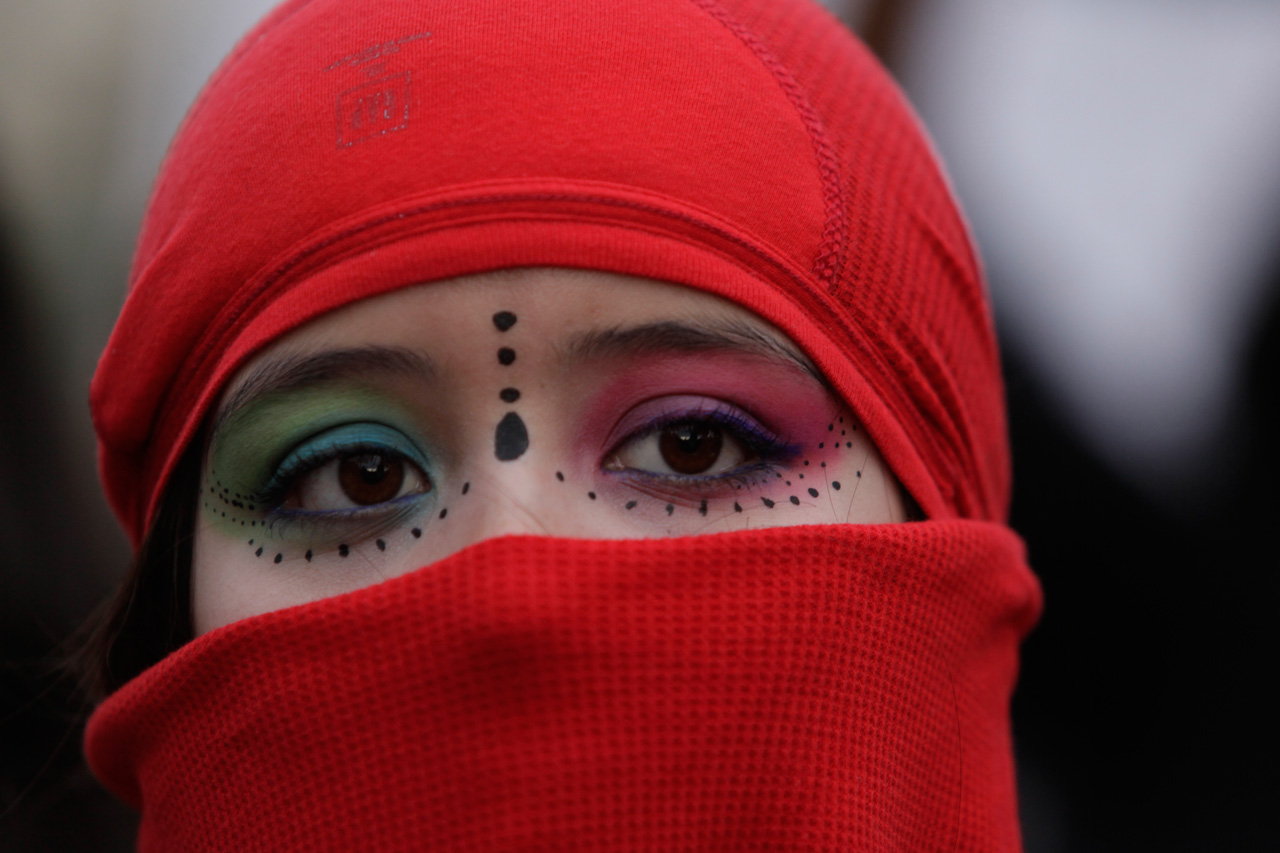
[338,453,405,505]
[658,423,723,475]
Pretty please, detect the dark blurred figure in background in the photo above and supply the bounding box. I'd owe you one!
[0,189,135,849]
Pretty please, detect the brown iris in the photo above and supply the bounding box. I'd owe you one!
[658,423,723,474]
[337,452,408,505]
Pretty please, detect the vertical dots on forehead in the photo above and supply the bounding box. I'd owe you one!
[497,347,516,366]
[492,311,517,332]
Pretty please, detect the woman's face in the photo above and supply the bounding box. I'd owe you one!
[192,269,908,634]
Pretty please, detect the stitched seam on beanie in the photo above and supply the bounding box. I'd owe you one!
[685,0,848,294]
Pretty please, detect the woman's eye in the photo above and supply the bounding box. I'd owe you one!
[607,420,752,477]
[283,451,430,511]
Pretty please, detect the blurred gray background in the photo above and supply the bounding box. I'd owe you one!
[2,1,1277,850]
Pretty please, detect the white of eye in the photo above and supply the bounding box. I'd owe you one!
[606,422,750,477]
[286,453,428,510]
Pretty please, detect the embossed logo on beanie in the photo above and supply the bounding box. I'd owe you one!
[324,32,431,148]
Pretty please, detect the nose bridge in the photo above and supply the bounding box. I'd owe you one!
[458,464,560,542]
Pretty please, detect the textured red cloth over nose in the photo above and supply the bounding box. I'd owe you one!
[86,524,1041,852]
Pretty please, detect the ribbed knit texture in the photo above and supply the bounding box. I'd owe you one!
[87,523,1041,851]
[91,0,1007,545]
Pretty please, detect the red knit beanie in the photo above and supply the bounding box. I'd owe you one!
[92,0,1009,548]
[87,3,1040,850]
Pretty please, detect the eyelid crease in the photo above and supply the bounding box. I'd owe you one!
[260,423,429,501]
[561,319,823,385]
[610,402,784,454]
[210,346,436,446]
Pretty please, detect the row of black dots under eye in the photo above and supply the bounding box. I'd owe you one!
[549,417,856,517]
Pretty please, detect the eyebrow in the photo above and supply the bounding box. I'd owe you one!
[563,318,823,383]
[209,345,435,441]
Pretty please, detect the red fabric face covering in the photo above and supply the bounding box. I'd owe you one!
[86,0,1042,848]
[87,525,1040,852]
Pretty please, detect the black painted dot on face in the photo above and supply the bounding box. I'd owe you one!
[499,388,520,403]
[666,504,674,516]
[495,411,530,461]
[248,539,254,545]
[733,502,742,512]
[588,492,597,500]
[807,487,819,498]
[462,481,470,495]
[626,500,637,510]
[376,539,386,551]
[497,347,516,366]
[789,495,800,505]
[762,497,775,508]
[493,311,517,332]
[556,471,565,482]
[255,546,263,557]
[439,508,448,519]
[305,550,313,561]
[832,481,841,490]
[274,553,283,564]
[698,500,708,516]
[411,527,422,538]
[339,544,350,557]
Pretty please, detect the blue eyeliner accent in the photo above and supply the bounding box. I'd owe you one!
[608,402,799,488]
[255,422,432,526]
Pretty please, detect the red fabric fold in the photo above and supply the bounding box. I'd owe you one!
[87,523,1041,851]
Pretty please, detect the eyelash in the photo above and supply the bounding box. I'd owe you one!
[606,402,799,488]
[255,428,431,528]
[238,402,796,536]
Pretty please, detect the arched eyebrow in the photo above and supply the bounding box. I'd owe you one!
[563,319,823,384]
[209,345,435,442]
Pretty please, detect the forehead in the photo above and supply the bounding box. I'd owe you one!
[284,268,771,342]
[219,268,816,395]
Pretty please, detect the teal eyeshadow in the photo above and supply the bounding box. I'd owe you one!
[264,422,429,496]
[204,386,433,537]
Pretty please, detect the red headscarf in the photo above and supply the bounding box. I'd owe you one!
[86,0,1041,849]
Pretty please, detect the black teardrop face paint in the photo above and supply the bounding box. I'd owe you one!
[495,411,530,461]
